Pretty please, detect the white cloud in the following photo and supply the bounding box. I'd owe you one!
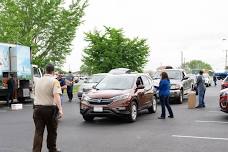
[64,0,228,72]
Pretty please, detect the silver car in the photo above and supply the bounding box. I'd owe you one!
[77,73,107,100]
[153,69,194,104]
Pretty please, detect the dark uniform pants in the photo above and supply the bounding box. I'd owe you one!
[7,89,14,105]
[33,106,58,152]
[67,85,73,101]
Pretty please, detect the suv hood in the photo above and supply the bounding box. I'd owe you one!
[81,82,97,90]
[87,89,131,99]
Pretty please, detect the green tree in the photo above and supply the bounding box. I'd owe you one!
[81,27,150,74]
[182,60,213,73]
[0,0,88,67]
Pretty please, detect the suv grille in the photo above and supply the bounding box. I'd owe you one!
[88,99,113,105]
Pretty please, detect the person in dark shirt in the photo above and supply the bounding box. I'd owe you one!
[7,74,15,106]
[155,72,174,119]
[65,71,74,102]
[57,74,67,103]
[196,70,206,108]
[213,74,217,86]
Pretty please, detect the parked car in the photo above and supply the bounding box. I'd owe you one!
[187,74,198,95]
[221,76,228,90]
[79,76,88,81]
[214,72,227,80]
[77,73,107,100]
[219,88,228,113]
[80,73,157,122]
[203,73,212,87]
[153,69,194,104]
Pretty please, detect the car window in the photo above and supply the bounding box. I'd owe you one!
[182,72,185,79]
[33,67,41,78]
[141,75,151,90]
[136,77,143,86]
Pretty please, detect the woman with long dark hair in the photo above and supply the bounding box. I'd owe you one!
[157,72,174,119]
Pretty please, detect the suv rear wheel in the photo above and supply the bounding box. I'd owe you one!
[127,101,137,122]
[148,97,157,113]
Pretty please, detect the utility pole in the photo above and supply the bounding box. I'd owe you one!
[222,38,228,71]
[181,51,183,68]
[225,50,228,70]
[68,64,71,72]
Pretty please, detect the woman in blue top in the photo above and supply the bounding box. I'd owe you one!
[157,72,174,119]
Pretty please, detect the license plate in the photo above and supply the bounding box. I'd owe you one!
[93,107,103,112]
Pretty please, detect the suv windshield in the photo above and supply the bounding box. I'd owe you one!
[96,75,135,90]
[87,74,106,83]
[153,70,182,80]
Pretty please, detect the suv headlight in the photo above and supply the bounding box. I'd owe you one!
[112,93,130,102]
[170,84,181,90]
[82,94,91,101]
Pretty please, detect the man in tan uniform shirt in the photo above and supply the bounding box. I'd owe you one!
[33,64,63,152]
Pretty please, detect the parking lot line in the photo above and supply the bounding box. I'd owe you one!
[172,135,228,141]
[195,120,228,124]
[208,111,221,113]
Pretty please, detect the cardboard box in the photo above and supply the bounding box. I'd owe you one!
[188,91,196,109]
[11,104,23,110]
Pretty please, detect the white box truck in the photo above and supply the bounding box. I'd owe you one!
[0,43,42,103]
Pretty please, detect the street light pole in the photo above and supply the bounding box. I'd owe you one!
[225,50,228,70]
[222,38,228,71]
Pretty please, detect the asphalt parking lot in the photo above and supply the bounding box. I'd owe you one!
[0,82,228,152]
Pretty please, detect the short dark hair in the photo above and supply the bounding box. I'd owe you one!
[161,72,169,80]
[46,64,55,74]
[10,73,14,77]
[199,70,203,75]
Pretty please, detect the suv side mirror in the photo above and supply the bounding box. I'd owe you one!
[137,85,145,89]
[183,76,189,80]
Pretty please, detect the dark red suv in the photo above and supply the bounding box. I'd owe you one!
[80,73,157,122]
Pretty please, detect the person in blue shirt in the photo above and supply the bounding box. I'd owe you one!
[156,72,174,119]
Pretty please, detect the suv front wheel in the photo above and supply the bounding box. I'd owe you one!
[177,90,184,104]
[127,101,137,122]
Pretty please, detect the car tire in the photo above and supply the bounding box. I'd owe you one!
[177,90,183,104]
[127,101,137,122]
[83,115,94,122]
[148,97,157,113]
[17,97,25,103]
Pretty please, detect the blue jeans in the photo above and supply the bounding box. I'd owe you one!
[159,96,173,118]
[198,87,205,106]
